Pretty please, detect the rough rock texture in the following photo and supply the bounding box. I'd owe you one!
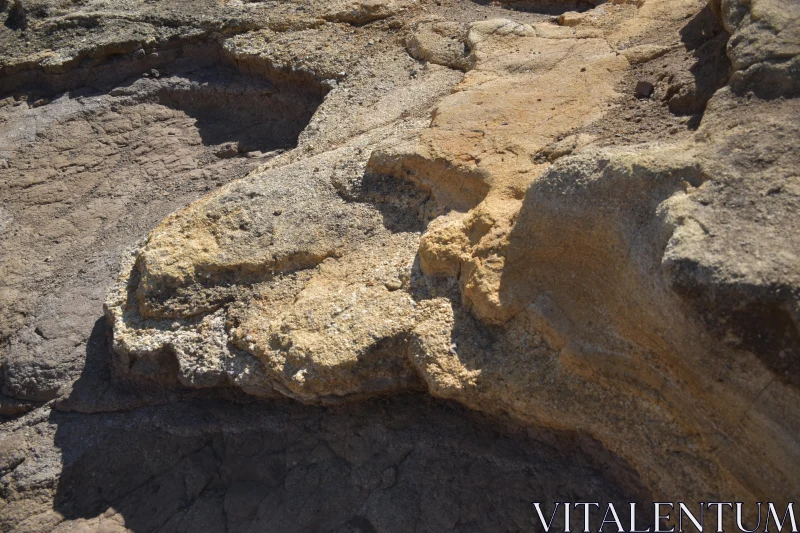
[3,396,646,533]
[405,20,471,71]
[323,0,416,25]
[1,0,799,530]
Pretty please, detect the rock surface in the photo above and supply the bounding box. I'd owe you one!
[1,0,799,530]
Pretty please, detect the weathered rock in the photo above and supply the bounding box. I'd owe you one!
[722,0,800,96]
[557,11,586,27]
[100,0,800,507]
[5,0,26,30]
[621,43,672,64]
[322,0,414,25]
[405,20,471,71]
[0,0,799,529]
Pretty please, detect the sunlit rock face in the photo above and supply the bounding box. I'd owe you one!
[1,0,799,530]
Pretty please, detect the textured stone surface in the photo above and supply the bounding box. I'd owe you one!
[322,0,416,25]
[100,0,800,506]
[405,20,471,71]
[0,0,798,529]
[0,395,647,533]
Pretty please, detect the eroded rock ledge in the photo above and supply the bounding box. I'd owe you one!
[0,0,789,513]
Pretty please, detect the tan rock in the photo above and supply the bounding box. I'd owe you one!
[532,22,605,40]
[100,0,800,510]
[557,11,586,27]
[621,43,672,64]
[405,20,471,71]
[322,0,415,24]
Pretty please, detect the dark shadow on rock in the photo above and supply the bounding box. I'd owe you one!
[55,316,189,413]
[1,42,328,155]
[667,260,800,388]
[469,0,598,16]
[667,4,730,116]
[3,0,27,30]
[350,172,433,234]
[51,393,650,532]
[149,66,326,154]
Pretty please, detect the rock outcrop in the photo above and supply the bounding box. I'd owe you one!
[103,0,800,506]
[1,0,798,530]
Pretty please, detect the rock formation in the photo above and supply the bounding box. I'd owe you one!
[1,0,798,530]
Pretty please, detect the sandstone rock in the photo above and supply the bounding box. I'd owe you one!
[100,0,800,506]
[405,20,471,71]
[90,0,797,506]
[557,11,586,27]
[0,204,12,233]
[722,0,800,96]
[322,0,414,25]
[621,43,671,64]
[0,0,798,528]
[532,22,604,39]
[466,19,536,49]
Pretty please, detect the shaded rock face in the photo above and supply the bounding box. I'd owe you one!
[469,0,606,16]
[3,396,646,533]
[0,0,799,530]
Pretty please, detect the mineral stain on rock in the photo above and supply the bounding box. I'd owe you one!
[1,0,799,530]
